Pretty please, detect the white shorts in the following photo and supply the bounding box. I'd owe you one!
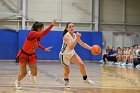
[59,52,75,66]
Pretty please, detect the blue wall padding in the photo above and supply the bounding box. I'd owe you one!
[0,30,18,59]
[0,30,102,60]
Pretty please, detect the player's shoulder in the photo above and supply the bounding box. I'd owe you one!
[28,31,38,35]
[63,33,70,40]
[29,31,37,33]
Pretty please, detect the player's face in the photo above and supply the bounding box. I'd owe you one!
[67,23,75,33]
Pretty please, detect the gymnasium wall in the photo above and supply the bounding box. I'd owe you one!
[0,0,140,48]
[28,0,92,22]
[0,29,102,61]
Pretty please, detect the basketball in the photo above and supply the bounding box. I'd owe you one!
[91,45,101,55]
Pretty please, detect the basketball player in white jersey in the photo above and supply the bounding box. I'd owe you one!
[59,22,94,88]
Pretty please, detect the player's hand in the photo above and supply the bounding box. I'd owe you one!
[44,46,53,52]
[75,32,81,41]
[52,19,57,25]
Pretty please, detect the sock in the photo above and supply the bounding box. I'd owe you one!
[64,78,69,82]
[83,75,87,80]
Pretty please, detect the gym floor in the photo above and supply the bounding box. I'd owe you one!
[0,61,140,93]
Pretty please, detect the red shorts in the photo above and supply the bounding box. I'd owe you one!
[16,50,37,64]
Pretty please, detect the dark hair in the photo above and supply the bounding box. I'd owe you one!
[62,22,73,37]
[31,21,44,31]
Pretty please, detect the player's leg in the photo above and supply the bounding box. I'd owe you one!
[28,55,37,83]
[63,66,70,87]
[60,53,70,87]
[70,53,94,85]
[15,62,27,89]
[28,63,37,83]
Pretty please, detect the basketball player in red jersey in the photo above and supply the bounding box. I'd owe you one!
[15,19,57,89]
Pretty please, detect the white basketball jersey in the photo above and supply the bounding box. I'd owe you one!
[60,32,76,55]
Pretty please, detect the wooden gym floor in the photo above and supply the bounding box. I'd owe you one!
[0,61,140,93]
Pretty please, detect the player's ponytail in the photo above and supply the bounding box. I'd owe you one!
[62,22,73,37]
[63,28,68,37]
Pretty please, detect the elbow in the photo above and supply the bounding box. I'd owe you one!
[69,46,74,50]
[69,47,73,50]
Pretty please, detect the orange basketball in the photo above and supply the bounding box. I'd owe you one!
[91,45,101,55]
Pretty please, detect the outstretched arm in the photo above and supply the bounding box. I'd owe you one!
[41,24,54,36]
[38,44,53,52]
[44,46,53,52]
[42,19,57,36]
[78,39,92,50]
[38,44,45,50]
[27,19,57,40]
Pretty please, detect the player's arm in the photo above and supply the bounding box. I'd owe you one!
[38,44,45,50]
[78,39,92,50]
[28,19,57,39]
[44,46,53,52]
[42,19,57,36]
[27,25,53,39]
[64,32,81,50]
[38,44,53,52]
[64,35,77,50]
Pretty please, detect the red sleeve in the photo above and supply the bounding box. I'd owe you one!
[38,44,45,50]
[27,24,54,40]
[42,24,54,36]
